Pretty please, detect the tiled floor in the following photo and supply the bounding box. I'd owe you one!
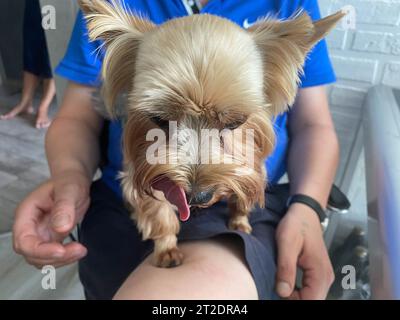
[0,90,52,233]
[0,88,84,299]
[0,232,83,300]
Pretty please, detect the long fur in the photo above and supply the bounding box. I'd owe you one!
[249,10,345,114]
[79,0,343,267]
[79,0,155,116]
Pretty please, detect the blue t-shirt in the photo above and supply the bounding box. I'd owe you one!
[56,0,336,198]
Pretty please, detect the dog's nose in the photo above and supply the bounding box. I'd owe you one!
[188,190,214,206]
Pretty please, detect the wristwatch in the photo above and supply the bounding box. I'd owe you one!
[286,194,329,229]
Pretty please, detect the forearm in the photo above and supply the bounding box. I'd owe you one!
[46,118,101,182]
[45,83,103,184]
[287,124,339,207]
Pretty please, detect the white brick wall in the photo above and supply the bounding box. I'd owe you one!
[320,0,400,106]
[331,56,379,83]
[319,1,400,237]
[382,61,400,86]
[352,31,398,55]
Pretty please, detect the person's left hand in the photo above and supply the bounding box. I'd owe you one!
[275,203,335,300]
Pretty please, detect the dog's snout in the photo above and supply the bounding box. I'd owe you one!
[188,190,214,205]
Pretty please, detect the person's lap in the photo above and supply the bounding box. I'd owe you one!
[114,236,258,299]
[78,179,284,300]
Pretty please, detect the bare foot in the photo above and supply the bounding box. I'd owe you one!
[26,106,35,115]
[0,103,34,120]
[35,112,52,129]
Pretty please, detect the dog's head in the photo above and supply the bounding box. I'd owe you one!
[79,0,343,219]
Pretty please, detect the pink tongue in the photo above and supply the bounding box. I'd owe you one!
[152,177,190,222]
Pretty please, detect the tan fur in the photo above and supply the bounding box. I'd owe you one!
[79,0,343,267]
[249,10,345,114]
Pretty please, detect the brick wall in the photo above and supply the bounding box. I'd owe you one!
[317,0,400,185]
[320,0,400,104]
[317,0,400,241]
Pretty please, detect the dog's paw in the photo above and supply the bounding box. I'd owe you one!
[155,247,184,268]
[229,216,252,234]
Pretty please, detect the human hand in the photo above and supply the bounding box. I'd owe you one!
[275,203,335,299]
[12,171,90,268]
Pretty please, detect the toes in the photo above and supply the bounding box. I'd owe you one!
[42,120,52,128]
[1,112,16,120]
[36,118,51,129]
[155,247,184,268]
[1,106,30,120]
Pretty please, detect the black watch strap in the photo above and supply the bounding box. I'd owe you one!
[286,194,327,223]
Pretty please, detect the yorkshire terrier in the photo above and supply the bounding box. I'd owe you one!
[79,0,343,267]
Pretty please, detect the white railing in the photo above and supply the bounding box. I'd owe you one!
[364,85,400,300]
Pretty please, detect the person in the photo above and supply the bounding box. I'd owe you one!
[0,0,55,129]
[12,0,338,300]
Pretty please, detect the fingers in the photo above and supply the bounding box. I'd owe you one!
[276,205,335,300]
[21,241,87,269]
[13,182,56,256]
[51,180,90,235]
[15,234,65,259]
[13,179,89,270]
[297,252,335,300]
[51,199,77,235]
[288,290,301,300]
[283,255,335,300]
[275,234,302,298]
[15,233,87,261]
[14,181,54,223]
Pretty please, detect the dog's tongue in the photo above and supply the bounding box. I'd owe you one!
[152,177,190,222]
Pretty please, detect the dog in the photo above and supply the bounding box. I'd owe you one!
[78,0,343,267]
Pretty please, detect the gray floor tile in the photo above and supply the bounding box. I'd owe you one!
[0,150,43,176]
[0,197,17,233]
[0,179,39,204]
[0,171,18,188]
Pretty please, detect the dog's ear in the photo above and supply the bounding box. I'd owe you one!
[248,11,344,115]
[78,0,156,116]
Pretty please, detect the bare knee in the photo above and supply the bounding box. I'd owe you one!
[113,239,258,300]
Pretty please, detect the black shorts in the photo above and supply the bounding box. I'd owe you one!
[79,179,288,300]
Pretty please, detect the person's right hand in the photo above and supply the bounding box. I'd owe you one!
[12,171,91,268]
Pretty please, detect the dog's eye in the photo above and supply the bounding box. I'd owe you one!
[225,120,244,130]
[150,116,169,130]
